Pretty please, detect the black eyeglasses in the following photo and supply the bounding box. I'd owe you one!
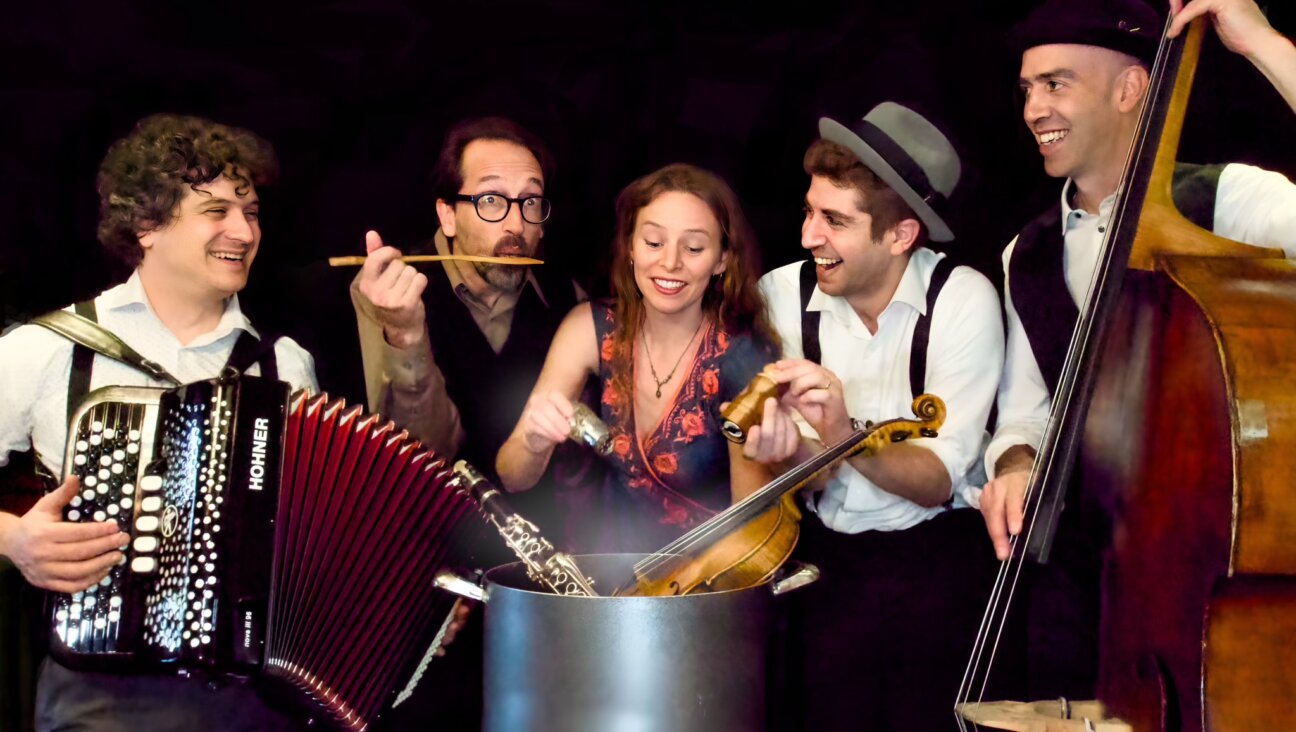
[452,192,552,224]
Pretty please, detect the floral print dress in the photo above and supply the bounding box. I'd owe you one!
[589,300,776,553]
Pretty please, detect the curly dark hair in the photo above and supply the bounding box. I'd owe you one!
[96,114,279,267]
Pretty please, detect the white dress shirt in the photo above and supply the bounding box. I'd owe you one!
[986,163,1296,479]
[0,271,318,476]
[760,247,1004,533]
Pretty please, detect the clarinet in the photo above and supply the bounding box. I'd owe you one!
[450,461,598,597]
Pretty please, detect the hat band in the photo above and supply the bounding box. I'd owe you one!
[851,119,948,212]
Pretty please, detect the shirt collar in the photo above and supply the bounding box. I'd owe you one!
[101,270,259,343]
[1059,178,1119,234]
[889,249,936,315]
[433,229,547,308]
[804,249,936,333]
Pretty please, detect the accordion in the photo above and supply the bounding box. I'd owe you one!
[50,373,485,730]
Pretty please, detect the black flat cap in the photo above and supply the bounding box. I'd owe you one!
[1010,0,1164,68]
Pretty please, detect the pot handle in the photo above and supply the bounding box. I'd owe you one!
[770,562,820,596]
[435,570,487,603]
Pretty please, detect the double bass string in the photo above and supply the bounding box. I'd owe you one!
[955,15,1179,727]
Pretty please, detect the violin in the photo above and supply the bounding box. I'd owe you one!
[615,394,945,597]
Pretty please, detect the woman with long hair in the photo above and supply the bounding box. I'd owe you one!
[496,163,798,552]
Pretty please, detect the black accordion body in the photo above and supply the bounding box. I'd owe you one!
[51,374,483,730]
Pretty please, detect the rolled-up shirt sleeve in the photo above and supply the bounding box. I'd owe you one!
[0,325,46,468]
[350,274,464,457]
[1213,163,1296,257]
[985,237,1051,480]
[915,267,1004,497]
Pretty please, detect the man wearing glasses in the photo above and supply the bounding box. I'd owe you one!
[352,114,583,493]
[350,116,581,728]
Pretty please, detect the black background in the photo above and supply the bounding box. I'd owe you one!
[3,0,1294,401]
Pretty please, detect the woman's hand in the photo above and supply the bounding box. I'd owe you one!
[517,390,576,454]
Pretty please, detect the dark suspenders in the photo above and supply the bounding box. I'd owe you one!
[798,261,823,365]
[907,257,956,398]
[798,256,957,399]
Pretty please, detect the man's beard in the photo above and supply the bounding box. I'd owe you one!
[475,234,532,291]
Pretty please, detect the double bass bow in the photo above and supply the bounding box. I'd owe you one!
[615,394,945,597]
[958,11,1296,732]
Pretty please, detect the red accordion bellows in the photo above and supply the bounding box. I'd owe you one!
[262,391,477,729]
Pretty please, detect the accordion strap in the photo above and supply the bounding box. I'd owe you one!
[226,330,280,381]
[31,307,181,387]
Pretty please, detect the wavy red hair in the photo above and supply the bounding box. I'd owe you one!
[605,163,777,417]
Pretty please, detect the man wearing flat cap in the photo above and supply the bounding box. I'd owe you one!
[977,0,1296,701]
[745,102,1005,730]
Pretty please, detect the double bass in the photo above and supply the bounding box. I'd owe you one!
[959,13,1296,732]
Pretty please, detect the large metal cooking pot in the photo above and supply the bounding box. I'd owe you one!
[437,553,816,732]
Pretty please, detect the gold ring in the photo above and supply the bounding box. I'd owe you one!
[820,381,832,390]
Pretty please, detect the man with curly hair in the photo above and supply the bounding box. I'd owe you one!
[0,113,316,731]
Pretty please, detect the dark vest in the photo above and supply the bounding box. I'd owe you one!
[1008,163,1223,395]
[422,264,578,476]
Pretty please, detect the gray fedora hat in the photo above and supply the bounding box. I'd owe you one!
[818,102,961,242]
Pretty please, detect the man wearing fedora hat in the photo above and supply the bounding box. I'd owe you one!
[976,0,1296,701]
[747,102,1005,730]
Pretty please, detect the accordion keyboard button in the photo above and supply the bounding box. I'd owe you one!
[136,516,159,532]
[134,536,158,552]
[141,496,162,512]
[131,557,157,573]
[141,476,163,492]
